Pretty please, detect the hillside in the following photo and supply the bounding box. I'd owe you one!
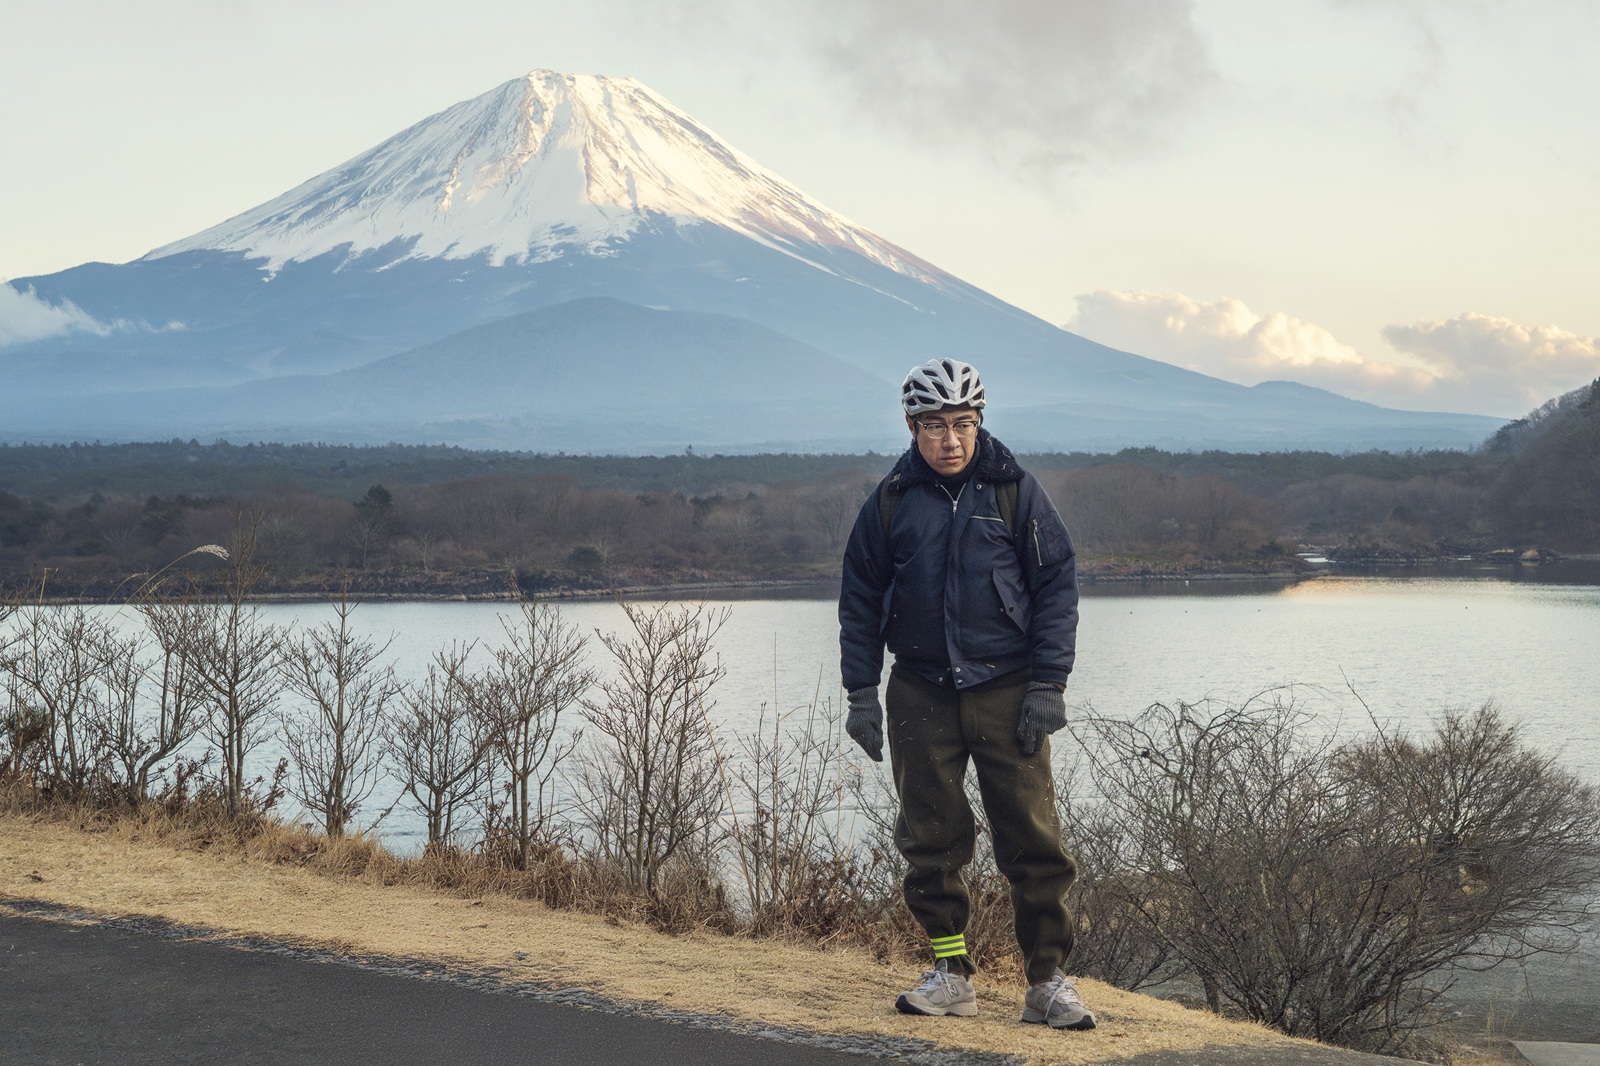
[1480,377,1600,550]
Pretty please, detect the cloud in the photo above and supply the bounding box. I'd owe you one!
[1067,289,1370,370]
[0,282,111,347]
[1383,313,1600,410]
[1065,291,1600,417]
[622,0,1216,177]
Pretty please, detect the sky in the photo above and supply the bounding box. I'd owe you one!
[2,0,1597,420]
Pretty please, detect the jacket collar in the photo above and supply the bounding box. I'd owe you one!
[885,427,1023,492]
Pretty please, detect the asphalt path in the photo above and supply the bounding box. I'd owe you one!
[0,904,1441,1066]
[0,909,969,1066]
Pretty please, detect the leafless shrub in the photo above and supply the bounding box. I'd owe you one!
[383,644,490,850]
[465,602,592,869]
[184,512,283,816]
[727,690,852,933]
[1058,785,1183,991]
[0,695,50,784]
[0,586,47,784]
[1336,703,1600,963]
[128,596,210,801]
[578,601,729,896]
[277,590,398,837]
[82,626,159,803]
[1068,697,1600,1055]
[4,598,110,798]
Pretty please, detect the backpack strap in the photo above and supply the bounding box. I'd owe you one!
[878,477,899,539]
[995,479,1019,535]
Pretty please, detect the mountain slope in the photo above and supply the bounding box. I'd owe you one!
[115,298,897,451]
[147,71,946,285]
[1,71,1504,452]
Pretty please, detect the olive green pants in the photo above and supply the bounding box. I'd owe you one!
[886,666,1077,984]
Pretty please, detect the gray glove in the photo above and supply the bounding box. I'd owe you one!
[1018,681,1067,757]
[846,686,884,762]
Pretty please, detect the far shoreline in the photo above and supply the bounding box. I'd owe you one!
[18,568,1321,606]
[17,554,1600,606]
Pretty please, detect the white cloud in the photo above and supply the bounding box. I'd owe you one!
[0,282,111,347]
[620,0,1215,178]
[1067,288,1370,371]
[1383,312,1600,411]
[1065,291,1600,417]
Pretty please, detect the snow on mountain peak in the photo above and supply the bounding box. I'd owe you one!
[147,70,942,282]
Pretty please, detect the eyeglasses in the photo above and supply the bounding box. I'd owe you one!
[916,418,980,438]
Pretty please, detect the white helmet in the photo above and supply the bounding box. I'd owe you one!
[901,358,986,415]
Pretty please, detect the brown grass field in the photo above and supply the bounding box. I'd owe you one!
[1,810,1395,1066]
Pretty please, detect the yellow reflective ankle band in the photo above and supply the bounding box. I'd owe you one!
[929,934,966,959]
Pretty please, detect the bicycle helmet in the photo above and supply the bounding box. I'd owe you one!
[901,358,987,415]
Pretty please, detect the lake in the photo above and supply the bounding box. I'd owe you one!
[248,563,1600,806]
[58,565,1600,846]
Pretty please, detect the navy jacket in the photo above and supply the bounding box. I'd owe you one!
[838,430,1078,693]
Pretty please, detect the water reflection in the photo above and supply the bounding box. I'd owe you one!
[1314,558,1600,586]
[1081,558,1600,598]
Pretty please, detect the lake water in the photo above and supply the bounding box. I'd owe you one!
[250,564,1600,801]
[66,565,1600,847]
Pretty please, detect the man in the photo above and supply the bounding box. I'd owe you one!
[838,357,1094,1030]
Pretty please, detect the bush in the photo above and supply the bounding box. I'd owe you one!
[1066,697,1600,1055]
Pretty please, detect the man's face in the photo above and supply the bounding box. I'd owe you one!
[908,406,981,477]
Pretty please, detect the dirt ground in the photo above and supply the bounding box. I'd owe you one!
[0,811,1394,1066]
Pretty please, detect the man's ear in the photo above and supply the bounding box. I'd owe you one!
[905,414,918,435]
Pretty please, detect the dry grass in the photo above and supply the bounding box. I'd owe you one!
[0,807,1340,1066]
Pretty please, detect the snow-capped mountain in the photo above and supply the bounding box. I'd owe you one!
[150,71,944,284]
[1,71,1502,452]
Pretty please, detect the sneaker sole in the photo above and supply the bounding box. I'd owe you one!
[1020,1009,1097,1030]
[897,994,979,1017]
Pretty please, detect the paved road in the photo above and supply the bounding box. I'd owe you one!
[0,910,951,1066]
[0,905,1441,1066]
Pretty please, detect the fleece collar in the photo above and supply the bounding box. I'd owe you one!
[885,427,1024,492]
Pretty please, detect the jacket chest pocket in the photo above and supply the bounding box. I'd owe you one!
[990,566,1031,634]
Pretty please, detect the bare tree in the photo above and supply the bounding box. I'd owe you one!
[186,511,282,817]
[579,601,729,895]
[401,529,449,574]
[467,602,591,869]
[728,690,851,932]
[277,590,397,837]
[1057,776,1184,991]
[128,597,210,800]
[813,480,873,550]
[83,626,154,803]
[5,600,108,798]
[0,586,52,785]
[384,644,489,850]
[1068,697,1600,1054]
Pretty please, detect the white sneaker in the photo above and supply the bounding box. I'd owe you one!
[895,959,978,1017]
[1021,972,1096,1030]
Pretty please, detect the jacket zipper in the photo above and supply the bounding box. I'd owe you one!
[1031,518,1043,566]
[941,483,965,514]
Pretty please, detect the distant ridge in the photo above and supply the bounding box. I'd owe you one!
[2,71,1504,453]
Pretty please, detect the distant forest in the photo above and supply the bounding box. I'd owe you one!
[2,378,1596,599]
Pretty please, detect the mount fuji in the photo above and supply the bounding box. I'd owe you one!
[2,70,1498,452]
